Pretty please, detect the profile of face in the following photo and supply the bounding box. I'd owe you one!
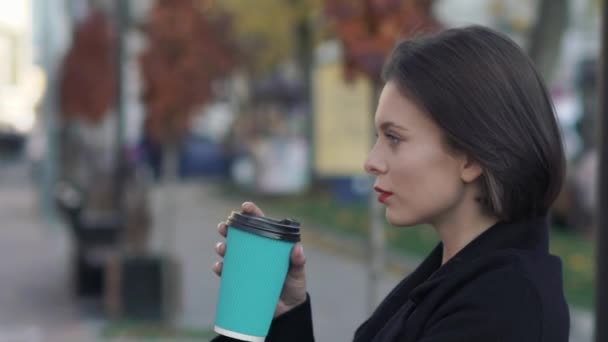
[364,81,483,227]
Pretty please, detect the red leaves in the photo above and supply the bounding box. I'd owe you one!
[140,0,235,144]
[324,0,441,82]
[59,10,116,123]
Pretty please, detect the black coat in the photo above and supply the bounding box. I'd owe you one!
[213,216,570,341]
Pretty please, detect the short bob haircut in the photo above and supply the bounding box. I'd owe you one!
[382,25,565,222]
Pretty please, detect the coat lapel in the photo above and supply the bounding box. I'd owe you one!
[352,216,550,342]
[353,244,442,342]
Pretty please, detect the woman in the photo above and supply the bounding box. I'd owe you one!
[213,25,570,341]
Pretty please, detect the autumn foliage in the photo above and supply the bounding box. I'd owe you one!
[324,0,441,83]
[140,0,235,144]
[60,10,116,123]
[212,0,321,73]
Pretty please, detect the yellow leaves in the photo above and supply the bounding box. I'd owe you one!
[213,0,321,72]
[567,253,594,276]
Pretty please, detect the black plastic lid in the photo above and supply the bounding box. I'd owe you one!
[227,211,301,242]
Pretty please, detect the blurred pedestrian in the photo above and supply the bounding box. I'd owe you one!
[212,25,569,342]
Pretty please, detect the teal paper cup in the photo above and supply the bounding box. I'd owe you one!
[214,211,301,342]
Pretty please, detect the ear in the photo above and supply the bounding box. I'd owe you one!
[460,156,483,184]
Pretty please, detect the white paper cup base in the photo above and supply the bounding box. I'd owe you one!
[214,325,265,342]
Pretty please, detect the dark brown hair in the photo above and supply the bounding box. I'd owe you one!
[382,26,566,221]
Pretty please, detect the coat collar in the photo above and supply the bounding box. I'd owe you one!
[355,216,551,341]
[407,216,549,284]
[455,216,549,257]
[409,216,550,302]
[435,216,549,272]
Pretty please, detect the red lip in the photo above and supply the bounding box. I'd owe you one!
[374,186,394,203]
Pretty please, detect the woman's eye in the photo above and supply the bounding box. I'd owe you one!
[384,132,401,145]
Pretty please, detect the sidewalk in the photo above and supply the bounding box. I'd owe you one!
[155,181,594,342]
[0,163,101,341]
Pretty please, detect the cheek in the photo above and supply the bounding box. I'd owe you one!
[392,145,459,189]
[388,149,463,224]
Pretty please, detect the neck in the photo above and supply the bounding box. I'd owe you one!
[432,206,499,265]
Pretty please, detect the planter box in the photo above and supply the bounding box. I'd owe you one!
[105,254,181,322]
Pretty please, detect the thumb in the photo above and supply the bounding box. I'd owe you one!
[291,243,306,265]
[288,243,306,278]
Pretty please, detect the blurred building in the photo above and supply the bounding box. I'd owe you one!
[0,0,42,146]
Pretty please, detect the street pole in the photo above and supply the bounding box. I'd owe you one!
[595,1,608,341]
[368,184,385,313]
[41,0,60,222]
[368,82,385,314]
[300,16,316,198]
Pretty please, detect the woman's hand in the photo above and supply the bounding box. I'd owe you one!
[213,201,308,318]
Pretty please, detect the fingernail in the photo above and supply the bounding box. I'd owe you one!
[217,222,223,229]
[215,242,222,251]
[242,201,251,209]
[299,244,305,257]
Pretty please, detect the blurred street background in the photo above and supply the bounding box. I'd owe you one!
[0,0,603,341]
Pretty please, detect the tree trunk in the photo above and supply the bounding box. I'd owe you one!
[161,142,179,258]
[158,141,180,321]
[527,0,569,83]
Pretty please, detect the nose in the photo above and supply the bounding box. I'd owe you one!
[364,145,387,175]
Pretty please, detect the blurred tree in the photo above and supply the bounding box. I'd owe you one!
[60,9,116,123]
[212,0,322,74]
[140,0,235,145]
[325,0,440,84]
[323,0,440,314]
[138,0,236,320]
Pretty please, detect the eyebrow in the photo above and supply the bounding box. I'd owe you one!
[379,121,408,132]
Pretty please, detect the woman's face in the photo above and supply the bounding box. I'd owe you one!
[364,81,471,227]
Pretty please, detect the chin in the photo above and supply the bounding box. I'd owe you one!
[385,207,420,227]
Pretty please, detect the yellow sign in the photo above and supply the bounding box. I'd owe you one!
[313,62,373,176]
